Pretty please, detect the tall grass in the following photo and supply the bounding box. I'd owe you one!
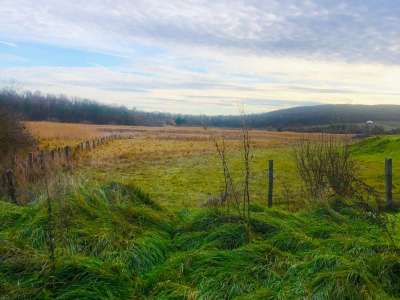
[1,174,400,299]
[0,182,174,299]
[141,202,399,299]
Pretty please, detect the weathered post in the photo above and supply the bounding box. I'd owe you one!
[39,151,45,167]
[65,146,71,163]
[268,160,274,208]
[385,158,393,209]
[28,152,34,169]
[50,150,56,161]
[5,169,17,203]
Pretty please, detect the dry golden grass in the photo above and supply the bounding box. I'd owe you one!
[26,121,342,149]
[25,121,107,140]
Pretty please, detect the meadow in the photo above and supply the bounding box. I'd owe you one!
[2,121,400,299]
[25,122,344,208]
[24,121,400,209]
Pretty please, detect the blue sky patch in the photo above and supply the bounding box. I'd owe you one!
[0,41,123,68]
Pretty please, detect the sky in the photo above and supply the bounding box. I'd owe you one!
[1,1,400,115]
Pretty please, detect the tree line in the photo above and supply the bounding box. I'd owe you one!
[3,89,400,133]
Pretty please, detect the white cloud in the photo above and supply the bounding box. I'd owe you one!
[0,1,400,114]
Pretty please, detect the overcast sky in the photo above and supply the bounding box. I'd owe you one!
[1,1,400,114]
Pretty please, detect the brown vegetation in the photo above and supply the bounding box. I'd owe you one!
[1,109,35,164]
[293,134,358,202]
[26,121,348,150]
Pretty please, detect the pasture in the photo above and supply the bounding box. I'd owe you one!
[25,122,330,209]
[2,121,400,299]
[25,121,400,209]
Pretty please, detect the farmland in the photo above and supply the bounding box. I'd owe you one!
[24,121,400,209]
[2,121,400,299]
[24,122,339,209]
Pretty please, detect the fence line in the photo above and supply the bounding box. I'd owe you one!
[0,134,134,202]
[267,157,396,210]
[2,137,397,210]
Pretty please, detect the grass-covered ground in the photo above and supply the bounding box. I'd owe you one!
[80,139,300,209]
[3,126,400,299]
[1,181,400,299]
[78,135,398,210]
[352,136,400,196]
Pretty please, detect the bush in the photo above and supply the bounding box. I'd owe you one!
[293,134,357,202]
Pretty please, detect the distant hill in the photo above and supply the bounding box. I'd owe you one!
[2,89,400,133]
[179,105,400,133]
[247,104,400,128]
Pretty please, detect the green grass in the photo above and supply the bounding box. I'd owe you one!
[1,180,400,299]
[352,135,400,197]
[83,147,301,210]
[0,182,174,299]
[3,135,400,299]
[142,203,400,299]
[81,135,400,211]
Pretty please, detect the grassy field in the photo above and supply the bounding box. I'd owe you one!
[2,122,400,299]
[26,122,325,209]
[25,121,397,209]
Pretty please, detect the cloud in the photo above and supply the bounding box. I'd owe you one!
[1,0,400,64]
[0,40,17,47]
[0,1,400,114]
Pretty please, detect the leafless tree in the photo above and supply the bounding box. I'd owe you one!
[241,114,251,221]
[293,134,357,202]
[204,126,241,214]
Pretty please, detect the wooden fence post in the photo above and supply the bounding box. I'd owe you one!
[50,150,56,160]
[28,152,34,168]
[385,158,393,208]
[65,146,70,163]
[5,169,17,203]
[39,151,45,168]
[268,160,274,208]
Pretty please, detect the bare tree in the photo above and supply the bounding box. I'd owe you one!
[241,114,251,221]
[214,137,241,211]
[204,126,241,214]
[293,134,357,202]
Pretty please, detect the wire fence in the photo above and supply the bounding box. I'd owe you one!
[264,157,397,211]
[0,134,134,203]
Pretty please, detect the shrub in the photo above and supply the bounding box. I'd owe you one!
[293,134,357,202]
